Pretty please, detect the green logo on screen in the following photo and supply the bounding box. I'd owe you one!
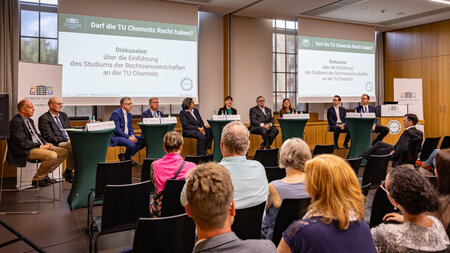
[180,77,194,91]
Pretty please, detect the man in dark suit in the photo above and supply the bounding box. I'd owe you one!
[109,97,145,162]
[218,96,237,115]
[179,97,212,155]
[327,95,350,148]
[141,97,164,121]
[38,97,74,183]
[354,94,389,145]
[362,113,423,167]
[7,99,68,187]
[249,96,279,149]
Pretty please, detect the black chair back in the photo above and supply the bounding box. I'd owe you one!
[141,158,158,182]
[254,148,279,166]
[312,145,334,156]
[231,202,266,240]
[425,175,437,187]
[272,198,311,246]
[369,186,395,228]
[440,136,450,149]
[361,183,371,197]
[101,181,152,233]
[95,160,132,200]
[346,157,363,176]
[132,214,196,253]
[184,154,213,164]
[265,166,286,183]
[362,154,390,187]
[420,137,441,161]
[160,179,186,217]
[405,137,422,165]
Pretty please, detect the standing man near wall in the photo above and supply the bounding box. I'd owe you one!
[249,96,279,150]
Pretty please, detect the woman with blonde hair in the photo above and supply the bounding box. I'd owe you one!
[277,154,375,253]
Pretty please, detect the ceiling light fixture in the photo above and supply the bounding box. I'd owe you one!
[430,0,450,5]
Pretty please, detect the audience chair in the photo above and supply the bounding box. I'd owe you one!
[406,137,423,166]
[264,166,286,183]
[141,158,158,194]
[361,183,371,197]
[131,214,196,253]
[160,179,186,217]
[184,154,213,164]
[89,180,151,253]
[87,160,132,230]
[369,186,396,228]
[419,137,441,161]
[231,202,266,240]
[253,148,279,167]
[312,145,334,156]
[346,157,364,176]
[440,136,450,149]
[361,154,390,187]
[272,198,311,246]
[0,219,45,252]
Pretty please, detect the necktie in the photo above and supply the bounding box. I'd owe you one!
[55,116,68,139]
[27,120,43,145]
[154,111,157,117]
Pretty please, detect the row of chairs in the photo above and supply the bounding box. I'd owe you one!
[419,136,450,161]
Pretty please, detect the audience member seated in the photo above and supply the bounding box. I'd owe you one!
[327,95,350,149]
[249,96,279,150]
[184,162,278,252]
[141,97,163,121]
[38,97,74,183]
[416,148,440,172]
[354,94,389,145]
[109,97,145,163]
[150,131,196,217]
[277,154,376,253]
[371,166,449,252]
[179,97,212,156]
[181,121,268,209]
[279,98,296,118]
[218,96,237,115]
[362,113,423,168]
[7,99,68,187]
[261,138,311,240]
[434,149,450,237]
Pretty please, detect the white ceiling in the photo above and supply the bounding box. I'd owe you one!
[164,0,450,31]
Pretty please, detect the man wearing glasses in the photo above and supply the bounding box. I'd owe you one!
[354,94,389,144]
[249,96,279,149]
[38,97,74,183]
[141,97,164,121]
[110,97,145,163]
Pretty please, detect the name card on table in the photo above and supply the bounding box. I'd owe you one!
[161,117,177,124]
[282,113,310,119]
[381,104,408,117]
[361,113,376,118]
[346,113,361,118]
[143,118,161,125]
[226,115,241,121]
[85,121,115,131]
[212,115,227,121]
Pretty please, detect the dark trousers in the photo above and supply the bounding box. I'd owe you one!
[372,125,390,145]
[251,126,279,148]
[184,128,212,156]
[116,135,145,160]
[330,125,350,146]
[362,141,393,159]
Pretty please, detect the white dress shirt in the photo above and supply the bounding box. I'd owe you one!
[122,108,129,135]
[334,106,342,124]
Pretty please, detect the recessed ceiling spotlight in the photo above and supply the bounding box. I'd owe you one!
[430,0,450,4]
[359,6,368,10]
[397,12,405,15]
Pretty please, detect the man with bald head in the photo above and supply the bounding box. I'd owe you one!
[7,99,68,187]
[38,97,74,183]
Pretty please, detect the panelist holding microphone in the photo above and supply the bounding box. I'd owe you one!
[354,94,389,145]
[327,95,350,149]
[141,97,163,121]
[249,96,279,150]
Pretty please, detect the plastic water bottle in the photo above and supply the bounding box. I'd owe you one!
[92,115,96,122]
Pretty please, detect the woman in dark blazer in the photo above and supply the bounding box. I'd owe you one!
[218,96,237,115]
[179,97,212,155]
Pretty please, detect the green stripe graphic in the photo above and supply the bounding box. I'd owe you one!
[298,36,374,54]
[59,13,197,42]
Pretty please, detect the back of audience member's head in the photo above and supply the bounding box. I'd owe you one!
[304,154,364,229]
[279,138,311,171]
[163,131,183,153]
[404,113,418,125]
[435,149,450,195]
[185,162,234,231]
[221,121,250,155]
[387,166,439,215]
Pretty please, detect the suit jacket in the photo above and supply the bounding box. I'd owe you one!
[179,109,204,136]
[193,232,277,253]
[38,111,71,145]
[109,108,134,146]
[249,106,274,132]
[355,105,378,124]
[141,109,164,121]
[391,126,423,167]
[218,106,237,115]
[327,106,347,127]
[7,114,46,167]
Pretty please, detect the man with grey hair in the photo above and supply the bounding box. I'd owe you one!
[181,121,269,209]
[141,97,163,121]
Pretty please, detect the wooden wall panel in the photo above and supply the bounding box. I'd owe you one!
[385,26,421,61]
[421,57,441,137]
[439,55,450,136]
[421,20,450,58]
[384,59,422,102]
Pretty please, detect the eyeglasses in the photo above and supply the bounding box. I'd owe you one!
[55,103,63,106]
[380,181,390,195]
[124,103,133,105]
[257,100,265,102]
